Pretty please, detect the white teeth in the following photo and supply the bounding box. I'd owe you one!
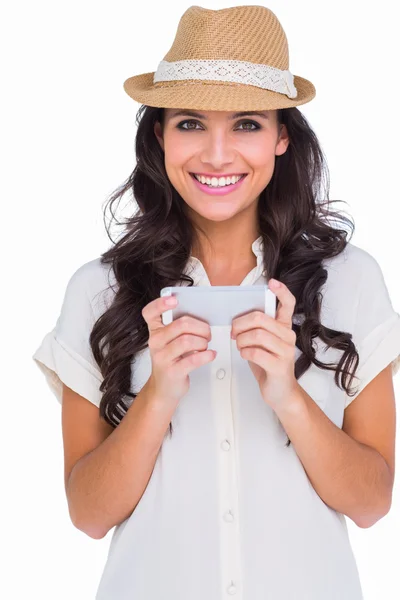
[193,174,244,187]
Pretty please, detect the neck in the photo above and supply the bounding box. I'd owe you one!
[189,207,260,267]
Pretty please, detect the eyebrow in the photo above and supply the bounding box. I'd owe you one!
[169,110,269,120]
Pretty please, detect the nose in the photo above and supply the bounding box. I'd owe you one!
[198,129,236,171]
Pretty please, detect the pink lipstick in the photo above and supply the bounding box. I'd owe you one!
[190,173,247,196]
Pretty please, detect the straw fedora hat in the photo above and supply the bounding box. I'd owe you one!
[123,4,316,111]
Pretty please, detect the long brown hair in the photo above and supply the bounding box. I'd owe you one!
[89,104,359,447]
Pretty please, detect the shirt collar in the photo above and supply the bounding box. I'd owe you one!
[251,235,264,257]
[183,235,265,286]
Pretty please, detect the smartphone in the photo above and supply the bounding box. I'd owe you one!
[160,284,276,326]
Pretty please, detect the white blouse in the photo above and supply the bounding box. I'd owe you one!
[32,237,400,600]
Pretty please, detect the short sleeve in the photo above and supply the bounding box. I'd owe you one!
[32,262,104,407]
[345,251,400,408]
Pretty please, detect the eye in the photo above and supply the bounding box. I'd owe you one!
[175,119,261,131]
[176,120,202,130]
[236,120,261,131]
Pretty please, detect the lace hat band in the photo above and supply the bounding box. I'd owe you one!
[153,59,298,99]
[123,5,316,111]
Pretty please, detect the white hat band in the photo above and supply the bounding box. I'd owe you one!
[153,58,298,99]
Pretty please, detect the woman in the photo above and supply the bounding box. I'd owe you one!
[32,5,400,599]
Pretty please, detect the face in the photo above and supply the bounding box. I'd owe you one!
[154,108,289,224]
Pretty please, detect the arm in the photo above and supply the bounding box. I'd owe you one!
[66,379,174,539]
[275,380,394,528]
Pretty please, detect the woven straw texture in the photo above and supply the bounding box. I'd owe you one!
[123,5,316,110]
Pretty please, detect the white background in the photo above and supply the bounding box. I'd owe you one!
[2,0,399,598]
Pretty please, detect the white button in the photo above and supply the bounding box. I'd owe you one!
[216,368,226,379]
[220,440,231,451]
[227,582,237,595]
[223,510,234,522]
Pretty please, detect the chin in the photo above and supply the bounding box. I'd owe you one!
[193,202,246,221]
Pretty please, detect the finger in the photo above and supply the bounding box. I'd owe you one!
[165,315,212,346]
[149,315,211,350]
[171,348,217,376]
[142,295,178,332]
[240,346,279,371]
[231,310,264,337]
[269,279,296,327]
[236,328,288,358]
[232,314,295,345]
[162,332,210,363]
[151,317,212,352]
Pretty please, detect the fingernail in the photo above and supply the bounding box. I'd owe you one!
[270,279,281,288]
[165,296,177,306]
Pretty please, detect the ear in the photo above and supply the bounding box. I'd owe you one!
[276,124,290,157]
[154,120,164,151]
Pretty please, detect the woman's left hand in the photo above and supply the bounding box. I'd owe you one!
[231,278,298,411]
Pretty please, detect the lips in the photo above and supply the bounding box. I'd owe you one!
[190,173,247,179]
[190,173,247,185]
[189,171,247,196]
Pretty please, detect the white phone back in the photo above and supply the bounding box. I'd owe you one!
[160,285,276,326]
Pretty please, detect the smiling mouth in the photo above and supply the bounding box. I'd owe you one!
[190,173,247,188]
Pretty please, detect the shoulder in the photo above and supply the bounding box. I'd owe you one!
[318,242,384,328]
[321,241,386,300]
[323,241,380,279]
[63,257,117,318]
[68,256,113,285]
[318,241,397,334]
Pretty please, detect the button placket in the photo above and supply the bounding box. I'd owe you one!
[227,581,237,595]
[220,439,231,451]
[223,510,234,522]
[211,325,243,599]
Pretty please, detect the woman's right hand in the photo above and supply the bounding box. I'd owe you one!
[141,295,217,407]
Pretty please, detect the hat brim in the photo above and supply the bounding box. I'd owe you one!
[123,72,316,111]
